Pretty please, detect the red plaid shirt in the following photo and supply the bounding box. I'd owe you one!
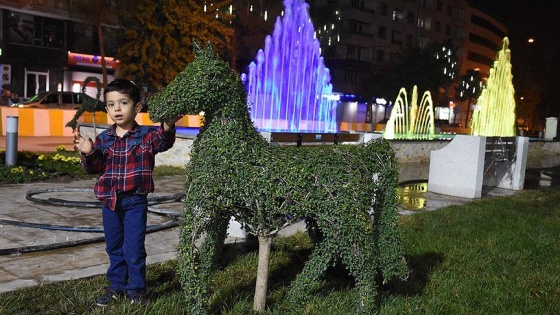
[81,122,176,210]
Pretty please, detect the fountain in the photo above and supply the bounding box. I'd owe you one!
[242,0,338,133]
[383,85,436,140]
[471,37,516,137]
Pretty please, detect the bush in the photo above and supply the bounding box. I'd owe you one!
[0,148,89,184]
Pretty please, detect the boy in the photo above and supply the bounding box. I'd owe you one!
[73,79,181,306]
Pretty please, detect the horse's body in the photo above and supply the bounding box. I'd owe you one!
[149,43,407,314]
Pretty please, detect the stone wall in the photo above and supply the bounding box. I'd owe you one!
[78,124,560,169]
[78,124,195,168]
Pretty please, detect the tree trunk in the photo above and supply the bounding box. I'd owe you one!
[465,96,472,127]
[253,234,273,312]
[97,23,108,86]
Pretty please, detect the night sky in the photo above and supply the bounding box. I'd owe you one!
[468,0,559,52]
[468,0,560,118]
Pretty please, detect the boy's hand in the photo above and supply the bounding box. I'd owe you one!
[166,115,184,126]
[73,126,94,154]
[164,115,184,131]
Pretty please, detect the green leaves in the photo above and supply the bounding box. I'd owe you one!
[169,42,406,314]
[148,42,247,124]
[117,0,233,91]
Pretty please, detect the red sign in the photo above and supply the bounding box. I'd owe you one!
[67,52,119,70]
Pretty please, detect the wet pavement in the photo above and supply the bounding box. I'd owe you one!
[1,136,559,294]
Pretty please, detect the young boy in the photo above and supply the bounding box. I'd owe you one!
[73,79,181,306]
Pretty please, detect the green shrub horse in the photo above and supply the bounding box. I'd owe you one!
[149,43,407,314]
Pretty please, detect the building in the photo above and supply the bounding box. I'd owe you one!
[0,0,121,105]
[1,0,508,131]
[309,0,507,126]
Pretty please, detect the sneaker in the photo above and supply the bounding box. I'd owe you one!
[95,287,123,307]
[129,291,148,305]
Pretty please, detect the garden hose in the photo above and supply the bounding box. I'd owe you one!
[0,220,179,256]
[0,189,185,256]
[25,188,184,208]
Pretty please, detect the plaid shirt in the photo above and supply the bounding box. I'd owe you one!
[81,122,176,210]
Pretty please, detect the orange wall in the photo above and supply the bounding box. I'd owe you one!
[0,107,201,136]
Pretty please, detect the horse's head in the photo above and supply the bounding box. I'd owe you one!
[148,42,248,125]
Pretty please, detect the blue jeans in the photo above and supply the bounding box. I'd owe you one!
[102,194,148,296]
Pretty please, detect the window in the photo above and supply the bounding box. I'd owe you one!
[455,28,465,40]
[436,0,443,11]
[392,9,404,23]
[346,46,362,60]
[61,93,73,104]
[9,12,35,45]
[344,70,359,84]
[378,26,387,39]
[72,23,93,53]
[348,21,363,34]
[392,31,402,44]
[447,4,453,16]
[435,21,441,32]
[407,12,415,24]
[351,0,364,10]
[44,18,64,48]
[375,50,385,62]
[8,11,65,48]
[406,34,414,46]
[445,25,451,36]
[74,93,84,104]
[380,3,388,16]
[46,93,59,104]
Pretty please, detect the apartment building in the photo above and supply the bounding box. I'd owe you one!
[310,0,507,118]
[0,0,121,104]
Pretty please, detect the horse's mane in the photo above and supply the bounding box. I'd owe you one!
[148,42,251,133]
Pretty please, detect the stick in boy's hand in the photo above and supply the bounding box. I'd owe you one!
[73,126,94,154]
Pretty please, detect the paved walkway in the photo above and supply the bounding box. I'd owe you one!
[0,136,553,294]
[0,136,75,153]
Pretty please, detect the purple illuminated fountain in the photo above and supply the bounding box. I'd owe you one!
[242,0,338,133]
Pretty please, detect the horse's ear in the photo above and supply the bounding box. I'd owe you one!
[193,40,203,56]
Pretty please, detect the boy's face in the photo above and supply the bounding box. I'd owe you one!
[105,91,142,130]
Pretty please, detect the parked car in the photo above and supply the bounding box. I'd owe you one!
[12,91,105,111]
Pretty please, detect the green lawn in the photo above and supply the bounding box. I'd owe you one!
[1,186,559,314]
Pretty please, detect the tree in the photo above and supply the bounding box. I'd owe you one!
[512,62,543,130]
[375,41,452,102]
[455,69,483,126]
[116,0,234,91]
[230,0,282,73]
[70,0,119,87]
[434,38,458,106]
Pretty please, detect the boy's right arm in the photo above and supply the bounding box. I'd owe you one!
[74,127,105,174]
[73,126,94,154]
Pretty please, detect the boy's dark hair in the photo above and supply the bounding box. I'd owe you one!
[104,79,141,105]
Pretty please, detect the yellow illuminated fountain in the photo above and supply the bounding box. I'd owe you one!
[471,37,517,136]
[384,85,435,140]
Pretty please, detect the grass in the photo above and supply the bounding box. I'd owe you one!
[1,185,560,314]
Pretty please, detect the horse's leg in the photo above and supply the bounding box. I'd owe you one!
[286,236,335,304]
[198,212,230,274]
[337,230,379,314]
[177,207,229,314]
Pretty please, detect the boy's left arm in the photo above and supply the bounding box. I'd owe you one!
[153,116,183,153]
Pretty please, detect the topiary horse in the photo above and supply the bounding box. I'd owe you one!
[148,42,407,314]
